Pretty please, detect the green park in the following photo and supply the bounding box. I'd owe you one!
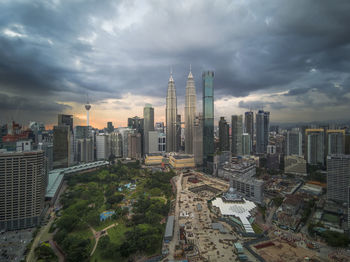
[50,161,176,262]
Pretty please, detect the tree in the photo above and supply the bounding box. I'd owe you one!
[61,235,91,262]
[35,243,57,261]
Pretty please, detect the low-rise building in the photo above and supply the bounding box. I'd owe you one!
[144,154,163,165]
[169,154,195,169]
[218,162,264,204]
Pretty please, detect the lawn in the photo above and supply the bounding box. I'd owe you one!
[322,213,340,224]
[107,223,129,245]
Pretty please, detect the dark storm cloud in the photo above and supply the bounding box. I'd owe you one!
[0,93,71,111]
[0,0,350,123]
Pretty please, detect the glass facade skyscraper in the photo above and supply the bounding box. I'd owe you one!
[202,71,214,168]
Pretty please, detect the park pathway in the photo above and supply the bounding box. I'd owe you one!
[89,222,119,256]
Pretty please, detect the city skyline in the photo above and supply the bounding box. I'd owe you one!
[1,1,350,128]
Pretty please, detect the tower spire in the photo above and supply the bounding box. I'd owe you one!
[169,67,174,82]
[188,64,193,78]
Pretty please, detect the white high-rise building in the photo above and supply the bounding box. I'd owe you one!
[166,72,177,152]
[0,150,46,230]
[185,67,196,154]
[327,155,350,204]
[96,134,109,160]
[242,133,251,156]
[327,130,345,155]
[287,129,303,156]
[306,129,324,165]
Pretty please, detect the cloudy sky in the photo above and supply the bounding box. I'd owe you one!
[1,0,350,128]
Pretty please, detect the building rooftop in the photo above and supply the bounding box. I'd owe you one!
[172,155,193,159]
[212,197,256,233]
[46,161,109,198]
[164,215,175,239]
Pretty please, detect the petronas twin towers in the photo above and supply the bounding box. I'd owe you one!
[166,67,196,153]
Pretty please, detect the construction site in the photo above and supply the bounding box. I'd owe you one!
[162,171,335,262]
[163,171,259,262]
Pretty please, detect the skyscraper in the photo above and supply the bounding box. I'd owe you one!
[326,130,345,155]
[58,114,73,132]
[202,71,214,168]
[327,155,350,204]
[107,122,114,133]
[143,104,155,154]
[242,133,251,155]
[244,111,254,152]
[166,72,177,152]
[53,125,73,168]
[128,116,144,132]
[0,150,46,230]
[218,117,229,151]
[231,115,243,156]
[306,129,324,165]
[185,67,196,154]
[176,114,182,152]
[286,129,303,156]
[256,110,270,154]
[193,114,203,166]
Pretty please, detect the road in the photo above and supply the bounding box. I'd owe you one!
[26,211,55,262]
[167,172,182,260]
[49,239,65,262]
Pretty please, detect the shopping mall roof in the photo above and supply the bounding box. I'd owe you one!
[46,161,109,198]
[212,197,256,233]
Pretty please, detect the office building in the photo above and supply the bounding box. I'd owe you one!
[202,71,214,168]
[75,126,89,139]
[185,67,196,154]
[119,128,135,158]
[306,129,324,165]
[158,132,166,152]
[218,162,264,204]
[109,131,122,158]
[244,111,254,152]
[327,155,350,204]
[107,122,114,133]
[155,122,165,133]
[53,125,73,168]
[218,117,229,151]
[176,114,182,152]
[128,116,144,132]
[231,115,243,156]
[127,132,142,159]
[242,133,251,156]
[256,110,270,154]
[287,129,303,156]
[146,130,159,154]
[143,104,155,154]
[96,134,109,160]
[0,150,46,230]
[58,114,73,132]
[193,114,203,166]
[166,72,177,152]
[326,130,345,155]
[267,145,276,154]
[76,138,93,163]
[38,142,53,172]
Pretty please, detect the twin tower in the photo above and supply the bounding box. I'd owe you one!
[166,68,196,153]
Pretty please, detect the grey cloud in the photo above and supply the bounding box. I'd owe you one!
[0,93,72,111]
[238,100,287,110]
[0,0,350,123]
